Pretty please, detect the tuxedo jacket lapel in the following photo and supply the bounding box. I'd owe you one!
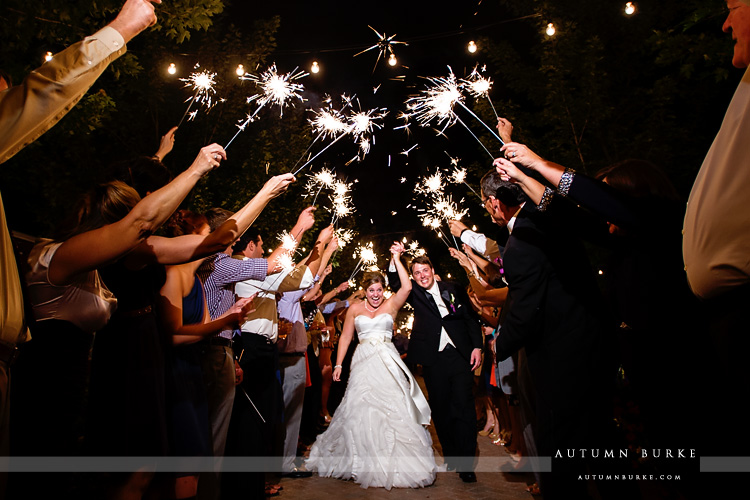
[416,281,442,317]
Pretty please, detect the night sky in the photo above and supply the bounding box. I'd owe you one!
[228,1,521,231]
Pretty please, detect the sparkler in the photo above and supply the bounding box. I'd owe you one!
[224,64,308,150]
[446,153,482,200]
[354,25,408,73]
[404,239,426,258]
[404,67,505,158]
[328,179,355,226]
[334,228,356,248]
[460,67,499,120]
[177,68,218,128]
[305,167,337,206]
[348,242,378,282]
[292,104,387,176]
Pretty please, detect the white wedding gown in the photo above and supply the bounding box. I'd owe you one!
[306,313,438,489]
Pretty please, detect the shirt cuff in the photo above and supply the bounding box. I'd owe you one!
[88,26,127,56]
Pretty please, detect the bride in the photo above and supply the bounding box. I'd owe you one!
[306,241,437,489]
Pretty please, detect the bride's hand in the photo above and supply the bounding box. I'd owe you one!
[332,365,342,382]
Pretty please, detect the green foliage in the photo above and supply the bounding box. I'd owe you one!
[477,0,737,195]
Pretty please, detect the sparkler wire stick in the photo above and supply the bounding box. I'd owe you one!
[486,97,500,121]
[292,129,352,176]
[176,92,198,128]
[291,132,325,172]
[224,106,264,150]
[454,115,495,160]
[240,386,266,423]
[312,183,325,207]
[457,101,506,145]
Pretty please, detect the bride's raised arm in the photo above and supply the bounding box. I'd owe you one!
[387,241,411,312]
[332,306,356,382]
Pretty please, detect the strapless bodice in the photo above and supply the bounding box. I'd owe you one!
[354,313,394,344]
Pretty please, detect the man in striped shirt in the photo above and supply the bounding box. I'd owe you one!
[196,206,315,500]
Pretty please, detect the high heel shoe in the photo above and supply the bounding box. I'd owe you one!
[478,429,491,437]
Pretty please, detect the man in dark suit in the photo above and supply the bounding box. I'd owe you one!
[480,169,607,499]
[388,254,482,482]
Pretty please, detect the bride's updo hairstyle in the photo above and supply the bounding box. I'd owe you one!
[361,271,386,291]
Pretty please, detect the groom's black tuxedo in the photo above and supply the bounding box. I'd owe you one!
[388,275,482,366]
[388,268,482,473]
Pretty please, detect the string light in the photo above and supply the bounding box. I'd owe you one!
[546,23,556,37]
[44,51,53,62]
[236,64,245,76]
[624,2,636,15]
[467,40,477,54]
[311,61,320,74]
[388,53,398,67]
[167,62,177,75]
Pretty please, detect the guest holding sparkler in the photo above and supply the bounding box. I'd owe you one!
[494,143,702,492]
[1,4,161,494]
[194,205,309,500]
[158,210,256,500]
[222,224,334,500]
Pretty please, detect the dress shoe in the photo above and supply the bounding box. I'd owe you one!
[459,471,477,483]
[281,467,312,478]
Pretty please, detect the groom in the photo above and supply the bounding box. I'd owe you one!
[388,253,482,482]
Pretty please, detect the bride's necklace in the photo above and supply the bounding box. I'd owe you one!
[364,300,382,313]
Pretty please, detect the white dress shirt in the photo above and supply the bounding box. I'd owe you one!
[425,281,456,351]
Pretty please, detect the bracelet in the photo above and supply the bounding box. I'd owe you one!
[557,167,575,197]
[334,364,343,369]
[537,186,555,212]
[467,271,476,279]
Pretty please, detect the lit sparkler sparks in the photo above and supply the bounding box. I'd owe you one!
[334,228,356,248]
[404,239,426,257]
[292,104,387,175]
[404,67,505,158]
[310,108,349,140]
[177,67,218,127]
[349,242,378,281]
[354,25,408,73]
[277,230,298,253]
[405,67,463,131]
[225,64,308,150]
[243,64,307,116]
[460,66,499,120]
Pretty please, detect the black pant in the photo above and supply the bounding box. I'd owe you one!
[421,346,477,472]
[222,333,281,500]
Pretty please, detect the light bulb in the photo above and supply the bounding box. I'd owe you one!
[468,40,477,54]
[625,2,635,15]
[311,61,320,74]
[546,23,556,37]
[44,51,53,62]
[167,62,177,75]
[236,64,245,76]
[388,53,397,66]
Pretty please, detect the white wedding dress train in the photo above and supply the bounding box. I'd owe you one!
[306,313,437,489]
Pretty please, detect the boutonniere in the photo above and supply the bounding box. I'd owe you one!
[441,290,458,313]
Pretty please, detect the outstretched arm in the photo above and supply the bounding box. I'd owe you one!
[48,144,226,285]
[0,0,161,163]
[332,306,356,382]
[158,268,255,345]
[127,173,296,267]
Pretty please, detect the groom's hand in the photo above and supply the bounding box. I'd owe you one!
[469,348,482,371]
